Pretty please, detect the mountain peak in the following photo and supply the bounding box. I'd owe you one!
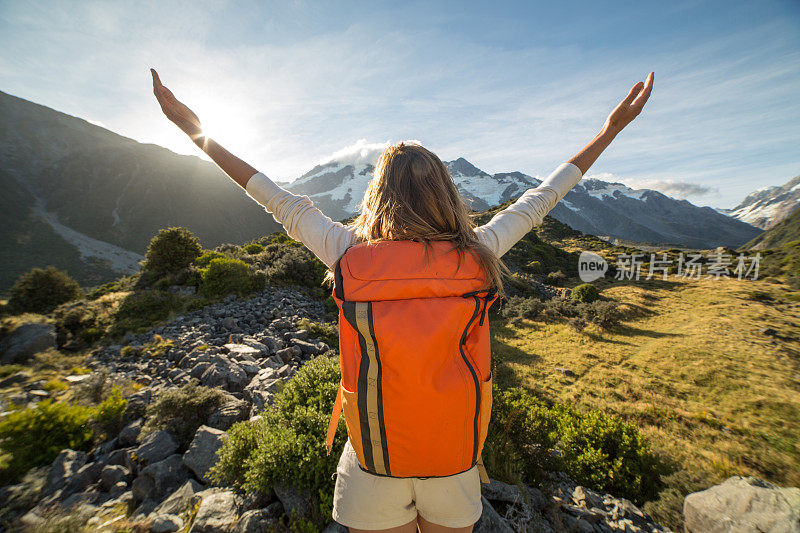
[447,157,488,177]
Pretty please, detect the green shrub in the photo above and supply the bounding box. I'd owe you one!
[195,251,227,268]
[571,283,600,303]
[484,387,667,504]
[0,400,94,481]
[546,270,567,286]
[244,243,265,255]
[142,227,203,276]
[296,318,338,347]
[556,407,667,504]
[141,382,227,448]
[109,290,189,337]
[266,247,327,289]
[94,386,128,438]
[501,296,545,321]
[7,266,83,314]
[199,257,263,298]
[210,354,343,527]
[581,300,623,329]
[484,388,561,486]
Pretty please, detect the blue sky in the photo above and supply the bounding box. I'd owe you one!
[0,0,798,208]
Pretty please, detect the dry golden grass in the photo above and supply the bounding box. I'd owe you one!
[492,275,800,489]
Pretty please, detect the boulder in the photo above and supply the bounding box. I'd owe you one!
[183,425,227,483]
[100,465,130,491]
[135,430,179,466]
[0,323,56,364]
[192,488,241,532]
[62,461,103,495]
[684,476,800,533]
[118,418,143,447]
[43,449,87,496]
[131,454,191,503]
[274,482,313,520]
[208,397,250,430]
[151,513,184,532]
[153,479,204,516]
[233,509,281,533]
[474,496,513,532]
[201,361,248,392]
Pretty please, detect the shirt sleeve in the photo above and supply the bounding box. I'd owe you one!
[473,162,583,258]
[244,172,357,270]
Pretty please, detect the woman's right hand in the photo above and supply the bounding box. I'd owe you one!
[151,68,203,139]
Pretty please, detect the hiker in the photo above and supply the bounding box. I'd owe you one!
[151,68,653,533]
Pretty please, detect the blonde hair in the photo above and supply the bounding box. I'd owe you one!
[325,141,512,298]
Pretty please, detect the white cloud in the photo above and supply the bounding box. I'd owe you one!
[315,138,424,169]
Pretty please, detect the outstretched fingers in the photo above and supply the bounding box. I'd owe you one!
[631,71,654,110]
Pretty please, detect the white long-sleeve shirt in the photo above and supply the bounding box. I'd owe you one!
[244,162,583,270]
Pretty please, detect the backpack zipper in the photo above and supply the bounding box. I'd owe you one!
[459,295,482,466]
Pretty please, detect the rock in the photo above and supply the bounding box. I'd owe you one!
[0,370,30,388]
[63,461,103,495]
[474,496,513,532]
[483,478,547,510]
[151,513,184,532]
[274,482,313,519]
[201,361,248,392]
[109,482,128,498]
[0,323,56,364]
[224,343,262,360]
[118,418,143,447]
[233,509,281,533]
[153,479,204,516]
[100,465,130,491]
[208,397,250,430]
[131,454,191,503]
[684,476,800,533]
[43,449,87,496]
[135,430,179,466]
[572,485,605,510]
[183,425,227,483]
[555,367,576,377]
[192,488,241,532]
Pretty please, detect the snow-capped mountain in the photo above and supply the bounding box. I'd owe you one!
[718,175,800,230]
[286,145,762,249]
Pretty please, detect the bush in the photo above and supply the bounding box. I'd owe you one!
[266,246,327,289]
[141,382,228,449]
[501,296,545,321]
[199,257,263,298]
[210,354,343,527]
[94,386,128,438]
[546,270,567,286]
[571,283,600,303]
[195,250,227,268]
[556,407,667,504]
[244,243,265,255]
[7,266,83,314]
[483,388,561,486]
[485,387,667,505]
[0,400,94,482]
[142,227,203,276]
[109,290,190,337]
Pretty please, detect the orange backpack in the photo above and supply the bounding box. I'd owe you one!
[325,239,498,483]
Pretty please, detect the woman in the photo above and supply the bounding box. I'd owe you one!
[151,68,653,532]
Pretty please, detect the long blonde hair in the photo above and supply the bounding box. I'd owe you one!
[325,141,511,298]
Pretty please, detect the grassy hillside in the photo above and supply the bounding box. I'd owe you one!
[745,205,800,250]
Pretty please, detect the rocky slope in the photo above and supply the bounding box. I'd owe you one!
[287,152,762,249]
[0,90,282,293]
[720,174,800,230]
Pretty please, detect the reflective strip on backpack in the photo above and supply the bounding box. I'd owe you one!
[353,301,390,476]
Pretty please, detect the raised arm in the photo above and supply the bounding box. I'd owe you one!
[150,68,356,269]
[475,72,654,258]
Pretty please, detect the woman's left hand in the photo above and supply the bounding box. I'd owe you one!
[604,71,654,134]
[151,68,203,139]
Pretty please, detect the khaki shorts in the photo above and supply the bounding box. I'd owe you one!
[332,440,483,530]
